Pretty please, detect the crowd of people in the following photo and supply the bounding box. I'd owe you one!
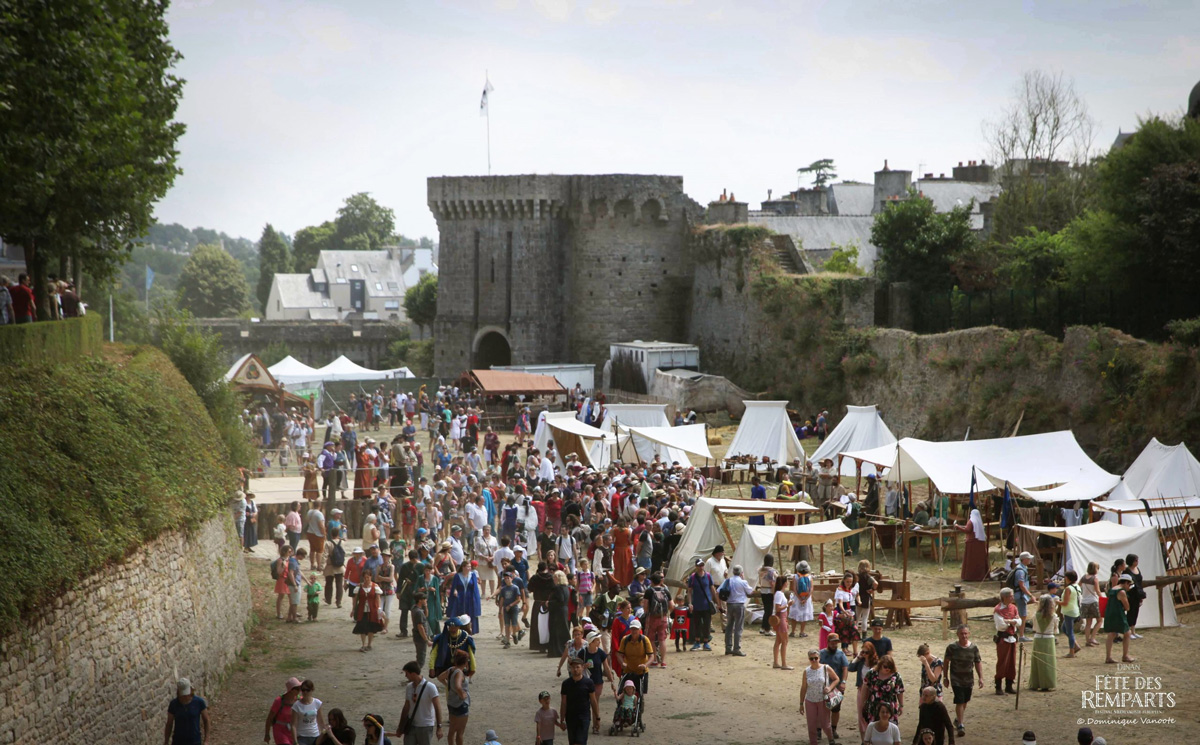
[196,393,1137,745]
[0,272,82,324]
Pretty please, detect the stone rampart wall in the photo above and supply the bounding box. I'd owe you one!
[0,515,251,745]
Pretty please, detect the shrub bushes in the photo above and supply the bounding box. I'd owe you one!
[0,346,239,633]
[0,314,102,366]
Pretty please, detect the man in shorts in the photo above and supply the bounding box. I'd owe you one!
[641,572,674,668]
[942,623,983,738]
[498,571,523,648]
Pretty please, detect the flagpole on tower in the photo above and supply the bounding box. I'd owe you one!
[480,72,494,175]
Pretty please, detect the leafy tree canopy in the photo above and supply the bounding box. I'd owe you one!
[0,0,185,317]
[292,221,336,273]
[871,190,977,290]
[335,192,395,251]
[797,159,838,188]
[177,244,252,318]
[404,272,439,331]
[822,243,864,276]
[256,224,291,310]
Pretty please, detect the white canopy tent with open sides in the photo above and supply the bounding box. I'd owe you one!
[724,401,805,465]
[1110,438,1200,503]
[267,355,323,386]
[665,496,819,585]
[312,355,412,381]
[1018,521,1178,627]
[810,405,897,476]
[841,431,1119,500]
[730,520,869,578]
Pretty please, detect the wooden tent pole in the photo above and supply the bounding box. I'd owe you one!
[715,508,736,553]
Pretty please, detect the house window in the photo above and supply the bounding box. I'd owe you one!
[375,282,383,291]
[322,300,329,307]
[336,277,347,284]
[387,281,400,293]
[384,300,399,310]
[350,264,359,273]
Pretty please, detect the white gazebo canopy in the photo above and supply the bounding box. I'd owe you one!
[267,355,323,385]
[841,431,1118,499]
[312,355,411,381]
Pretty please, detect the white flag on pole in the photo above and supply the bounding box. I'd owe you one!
[480,78,494,117]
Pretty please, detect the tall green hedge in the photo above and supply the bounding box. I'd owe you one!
[0,345,238,633]
[0,314,102,366]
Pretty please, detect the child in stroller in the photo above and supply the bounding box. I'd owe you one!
[610,677,644,736]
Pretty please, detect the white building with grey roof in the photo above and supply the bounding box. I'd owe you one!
[751,160,1001,272]
[265,245,436,322]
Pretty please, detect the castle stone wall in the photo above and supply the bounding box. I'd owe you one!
[194,318,403,368]
[429,174,703,376]
[0,514,251,745]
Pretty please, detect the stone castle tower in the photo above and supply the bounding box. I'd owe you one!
[428,175,704,377]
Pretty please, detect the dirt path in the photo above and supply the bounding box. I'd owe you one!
[208,555,1200,745]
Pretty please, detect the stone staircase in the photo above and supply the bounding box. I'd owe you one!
[771,236,803,274]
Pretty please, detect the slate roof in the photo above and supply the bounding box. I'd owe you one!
[274,274,328,309]
[749,214,879,270]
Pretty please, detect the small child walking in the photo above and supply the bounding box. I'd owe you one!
[306,578,322,621]
[534,690,562,745]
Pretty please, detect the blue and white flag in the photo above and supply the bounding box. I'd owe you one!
[145,265,155,292]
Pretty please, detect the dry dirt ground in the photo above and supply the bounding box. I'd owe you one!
[211,421,1200,745]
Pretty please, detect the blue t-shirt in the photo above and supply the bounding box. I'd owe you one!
[867,635,893,659]
[511,557,530,584]
[585,648,608,685]
[499,584,522,610]
[167,696,207,745]
[688,572,714,612]
[819,648,850,680]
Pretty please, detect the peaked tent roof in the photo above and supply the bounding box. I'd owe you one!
[724,401,805,464]
[310,355,409,381]
[601,403,694,466]
[812,404,897,476]
[841,431,1118,497]
[224,353,280,390]
[625,424,713,462]
[1019,521,1178,627]
[267,355,323,385]
[1109,438,1200,502]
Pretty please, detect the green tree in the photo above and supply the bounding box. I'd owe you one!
[403,273,439,334]
[822,243,864,276]
[177,244,251,318]
[797,159,837,188]
[384,329,435,376]
[996,228,1067,288]
[256,224,291,310]
[0,0,185,318]
[292,221,336,272]
[335,193,395,251]
[260,340,293,367]
[871,190,978,290]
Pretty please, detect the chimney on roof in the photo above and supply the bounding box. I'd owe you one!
[924,173,934,179]
[883,159,889,171]
[939,173,945,178]
[981,159,986,165]
[958,161,963,167]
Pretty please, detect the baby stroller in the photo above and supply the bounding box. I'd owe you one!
[609,673,646,736]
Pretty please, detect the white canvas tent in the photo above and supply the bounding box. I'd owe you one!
[731,521,868,577]
[841,431,1119,499]
[312,355,412,381]
[267,355,323,385]
[724,401,805,465]
[533,411,613,469]
[600,404,694,466]
[665,496,818,585]
[1018,521,1178,627]
[813,404,896,476]
[1110,438,1200,503]
[625,424,712,462]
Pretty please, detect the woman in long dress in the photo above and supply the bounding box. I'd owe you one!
[300,456,320,502]
[353,445,373,499]
[352,573,384,652]
[958,509,989,581]
[612,519,634,587]
[243,493,259,552]
[547,570,572,658]
[1028,594,1058,691]
[449,411,463,450]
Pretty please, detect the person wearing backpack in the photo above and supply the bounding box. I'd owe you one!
[322,528,347,608]
[642,572,675,669]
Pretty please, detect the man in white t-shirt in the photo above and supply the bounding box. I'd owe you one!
[466,495,489,544]
[399,660,442,744]
[492,536,515,575]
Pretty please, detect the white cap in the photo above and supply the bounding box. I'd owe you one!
[176,678,192,695]
[628,619,642,630]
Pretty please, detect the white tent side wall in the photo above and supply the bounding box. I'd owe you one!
[665,498,731,585]
[812,404,897,476]
[724,401,804,465]
[602,404,692,466]
[1065,528,1177,628]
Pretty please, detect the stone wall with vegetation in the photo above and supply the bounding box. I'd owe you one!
[687,224,877,417]
[0,514,250,745]
[686,224,1200,470]
[850,325,1200,470]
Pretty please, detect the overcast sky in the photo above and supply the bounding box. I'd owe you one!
[153,0,1200,243]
